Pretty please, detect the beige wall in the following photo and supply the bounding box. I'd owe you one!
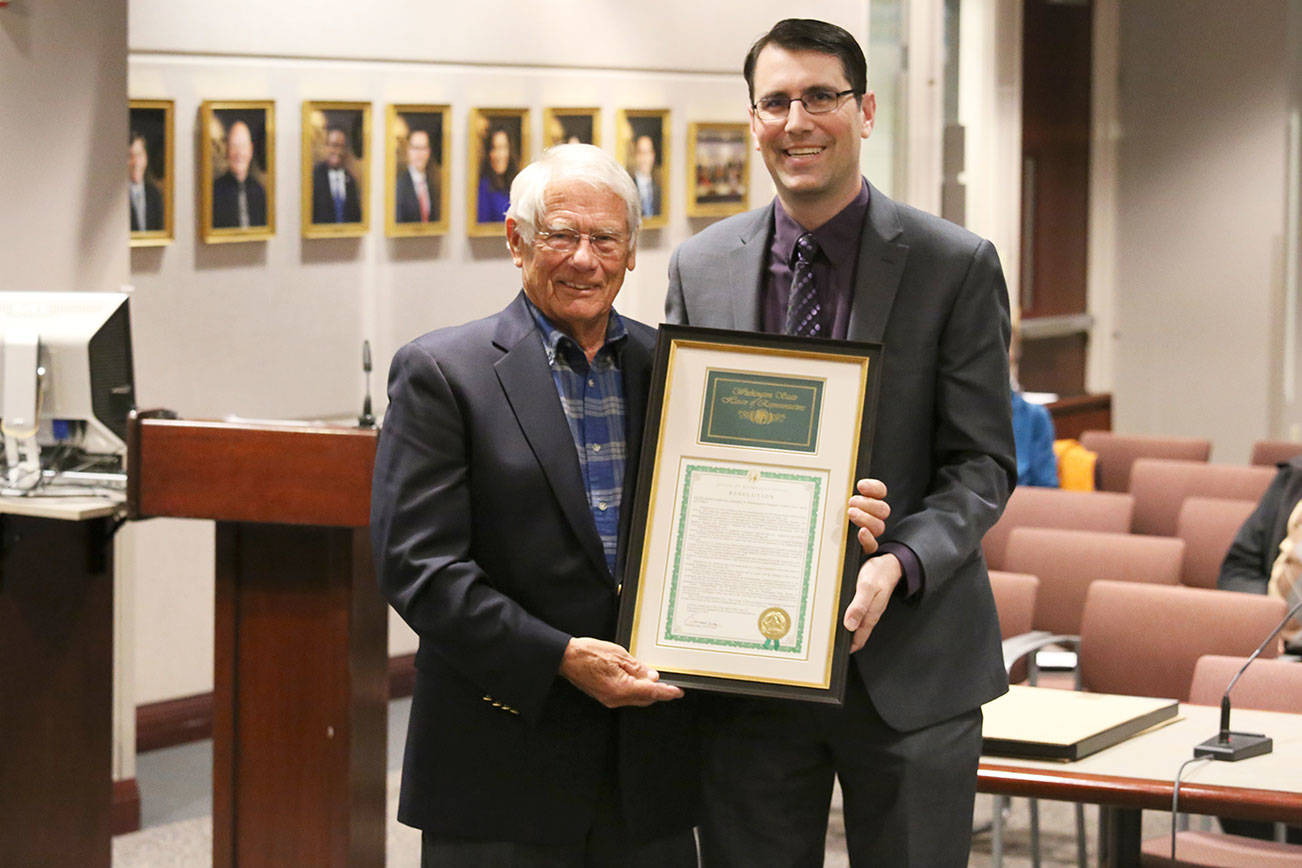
[1112,0,1295,462]
[1,1,129,294]
[1,0,133,788]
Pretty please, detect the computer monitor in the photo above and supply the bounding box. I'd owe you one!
[1,291,136,482]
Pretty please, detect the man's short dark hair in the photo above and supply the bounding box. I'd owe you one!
[743,18,867,101]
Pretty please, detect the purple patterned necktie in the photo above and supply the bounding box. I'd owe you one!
[785,232,822,337]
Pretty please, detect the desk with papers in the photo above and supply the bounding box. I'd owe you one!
[979,688,1302,866]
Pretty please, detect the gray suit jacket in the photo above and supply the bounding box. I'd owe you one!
[666,183,1016,731]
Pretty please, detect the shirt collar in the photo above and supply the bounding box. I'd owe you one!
[773,178,871,267]
[523,294,627,365]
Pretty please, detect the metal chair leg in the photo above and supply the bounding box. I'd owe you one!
[1075,803,1087,867]
[1029,797,1041,868]
[991,794,1008,868]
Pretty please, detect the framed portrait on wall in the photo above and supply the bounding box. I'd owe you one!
[301,101,370,239]
[129,99,174,247]
[385,104,451,238]
[200,100,275,244]
[467,107,529,237]
[543,108,601,149]
[617,109,670,229]
[687,122,750,218]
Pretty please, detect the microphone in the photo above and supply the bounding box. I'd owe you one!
[358,340,376,428]
[1193,595,1302,761]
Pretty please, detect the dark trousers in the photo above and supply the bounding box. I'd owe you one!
[420,744,698,868]
[699,673,982,867]
[421,829,697,868]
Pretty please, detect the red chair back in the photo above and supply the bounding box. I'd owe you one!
[1079,430,1211,492]
[1174,496,1257,589]
[1079,582,1285,700]
[1129,459,1275,537]
[1188,654,1302,710]
[989,570,1039,684]
[1003,527,1184,637]
[1251,439,1302,467]
[983,487,1134,571]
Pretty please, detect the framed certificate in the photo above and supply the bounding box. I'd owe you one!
[616,325,882,704]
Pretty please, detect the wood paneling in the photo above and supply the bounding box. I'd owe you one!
[133,654,417,755]
[1047,393,1112,441]
[980,762,1302,825]
[0,514,115,867]
[112,779,141,836]
[213,523,386,868]
[130,414,387,866]
[1020,332,1088,398]
[128,415,377,527]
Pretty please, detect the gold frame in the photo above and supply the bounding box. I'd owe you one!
[301,101,371,239]
[542,107,602,149]
[385,104,451,238]
[617,109,670,229]
[686,122,751,218]
[467,107,530,238]
[129,99,175,247]
[200,100,276,244]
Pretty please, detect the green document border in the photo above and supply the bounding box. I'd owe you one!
[661,462,821,654]
[698,370,824,453]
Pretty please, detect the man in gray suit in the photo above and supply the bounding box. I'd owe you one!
[666,18,1016,866]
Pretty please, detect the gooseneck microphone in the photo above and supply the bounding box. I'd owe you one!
[1193,596,1302,761]
[358,340,377,428]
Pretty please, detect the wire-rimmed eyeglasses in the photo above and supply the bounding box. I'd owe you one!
[751,89,858,123]
[534,227,630,258]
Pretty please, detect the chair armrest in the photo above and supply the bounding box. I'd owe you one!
[1001,632,1081,688]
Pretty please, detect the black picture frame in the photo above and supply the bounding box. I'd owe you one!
[616,324,883,704]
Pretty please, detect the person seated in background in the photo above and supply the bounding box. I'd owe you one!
[1009,329,1058,487]
[1218,453,1302,842]
[1219,453,1302,646]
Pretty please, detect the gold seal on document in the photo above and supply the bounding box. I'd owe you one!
[757,607,792,641]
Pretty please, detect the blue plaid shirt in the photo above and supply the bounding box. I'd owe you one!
[526,298,628,573]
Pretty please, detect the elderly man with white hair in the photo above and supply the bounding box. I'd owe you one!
[371,144,699,867]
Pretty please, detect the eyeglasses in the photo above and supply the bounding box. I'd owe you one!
[534,227,629,258]
[751,89,858,123]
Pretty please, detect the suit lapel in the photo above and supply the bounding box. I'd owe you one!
[493,295,611,579]
[847,183,909,343]
[729,205,774,331]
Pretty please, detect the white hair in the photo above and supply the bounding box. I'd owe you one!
[506,143,641,248]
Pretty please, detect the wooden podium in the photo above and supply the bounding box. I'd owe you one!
[127,414,386,867]
[0,497,119,867]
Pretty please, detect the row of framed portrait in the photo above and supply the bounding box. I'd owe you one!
[129,99,752,247]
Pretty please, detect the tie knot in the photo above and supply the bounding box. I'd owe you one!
[794,232,820,266]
